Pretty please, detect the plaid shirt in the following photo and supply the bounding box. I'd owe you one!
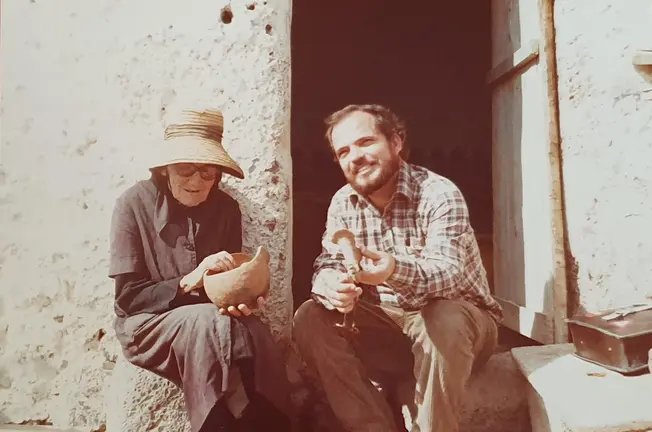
[312,161,503,323]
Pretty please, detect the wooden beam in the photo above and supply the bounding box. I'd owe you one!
[540,0,570,344]
[495,297,554,344]
[486,39,540,86]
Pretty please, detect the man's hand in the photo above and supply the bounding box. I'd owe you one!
[179,251,237,294]
[355,246,396,286]
[318,270,363,313]
[219,295,267,317]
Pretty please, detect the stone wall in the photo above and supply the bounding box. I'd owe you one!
[555,0,652,313]
[0,0,292,428]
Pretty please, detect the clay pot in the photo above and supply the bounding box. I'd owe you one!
[203,246,271,308]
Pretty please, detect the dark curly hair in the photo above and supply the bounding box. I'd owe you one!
[324,104,410,160]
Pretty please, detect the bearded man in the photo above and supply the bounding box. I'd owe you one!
[293,104,503,432]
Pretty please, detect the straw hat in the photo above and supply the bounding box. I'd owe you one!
[149,108,245,179]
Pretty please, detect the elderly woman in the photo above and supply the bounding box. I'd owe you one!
[108,108,292,431]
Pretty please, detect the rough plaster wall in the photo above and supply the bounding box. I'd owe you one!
[555,0,652,313]
[0,0,292,428]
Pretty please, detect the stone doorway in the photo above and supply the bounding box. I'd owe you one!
[290,0,493,309]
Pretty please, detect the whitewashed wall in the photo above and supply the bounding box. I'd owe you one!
[555,0,652,313]
[0,0,292,428]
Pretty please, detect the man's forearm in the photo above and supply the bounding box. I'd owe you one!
[386,255,462,307]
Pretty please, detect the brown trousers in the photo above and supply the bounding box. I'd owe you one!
[293,298,498,432]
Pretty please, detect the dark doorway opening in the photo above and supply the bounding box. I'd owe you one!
[290,1,493,310]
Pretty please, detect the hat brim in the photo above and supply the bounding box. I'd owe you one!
[149,136,245,179]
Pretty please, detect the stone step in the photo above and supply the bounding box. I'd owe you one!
[511,343,652,432]
[290,349,531,432]
[105,350,531,432]
[460,351,531,432]
[104,357,191,432]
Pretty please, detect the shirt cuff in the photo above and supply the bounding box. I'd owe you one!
[109,256,141,278]
[386,255,416,290]
[160,276,184,309]
[310,293,336,311]
[311,270,338,310]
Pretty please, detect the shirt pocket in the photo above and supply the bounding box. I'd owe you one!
[391,224,424,256]
[403,244,425,259]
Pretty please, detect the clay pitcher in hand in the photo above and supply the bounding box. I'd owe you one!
[203,246,271,309]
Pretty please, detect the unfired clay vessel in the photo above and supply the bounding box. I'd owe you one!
[203,246,271,308]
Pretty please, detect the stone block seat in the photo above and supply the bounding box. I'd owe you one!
[105,357,192,432]
[459,351,531,432]
[304,350,532,432]
[105,350,530,432]
[511,343,652,432]
[104,350,310,432]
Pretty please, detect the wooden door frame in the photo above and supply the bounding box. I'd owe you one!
[487,0,570,344]
[539,0,569,344]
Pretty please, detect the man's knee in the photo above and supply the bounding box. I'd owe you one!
[413,300,476,355]
[293,299,334,350]
[293,299,326,334]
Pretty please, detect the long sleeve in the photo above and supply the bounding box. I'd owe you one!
[109,195,182,316]
[114,273,184,318]
[386,185,473,309]
[310,199,348,309]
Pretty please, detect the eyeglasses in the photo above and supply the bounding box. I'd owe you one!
[169,163,221,181]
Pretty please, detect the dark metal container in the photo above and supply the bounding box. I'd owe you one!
[566,304,652,375]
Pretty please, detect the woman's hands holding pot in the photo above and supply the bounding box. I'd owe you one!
[180,251,266,317]
[180,251,237,293]
[218,295,267,317]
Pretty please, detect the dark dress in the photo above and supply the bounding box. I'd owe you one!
[108,175,292,431]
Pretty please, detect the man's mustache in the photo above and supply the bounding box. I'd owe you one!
[352,161,375,175]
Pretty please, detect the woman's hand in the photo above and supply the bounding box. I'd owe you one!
[179,267,205,293]
[179,251,237,293]
[201,251,237,274]
[219,295,267,317]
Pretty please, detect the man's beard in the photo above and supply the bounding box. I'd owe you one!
[348,158,400,196]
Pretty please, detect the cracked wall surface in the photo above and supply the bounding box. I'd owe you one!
[555,0,652,314]
[0,0,292,428]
